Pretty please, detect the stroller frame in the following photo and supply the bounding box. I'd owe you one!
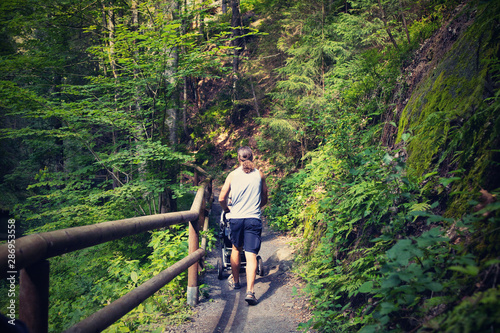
[217,212,264,280]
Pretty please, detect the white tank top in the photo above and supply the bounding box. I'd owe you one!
[227,166,262,220]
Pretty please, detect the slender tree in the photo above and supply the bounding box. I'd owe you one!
[377,0,399,50]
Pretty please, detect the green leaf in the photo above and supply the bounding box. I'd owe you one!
[422,171,438,180]
[415,227,447,247]
[359,324,378,333]
[427,281,443,292]
[439,177,461,187]
[383,153,393,164]
[485,259,500,266]
[449,265,479,276]
[380,274,401,289]
[358,281,374,293]
[386,239,414,265]
[379,301,398,315]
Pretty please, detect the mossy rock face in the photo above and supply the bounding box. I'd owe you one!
[397,3,500,216]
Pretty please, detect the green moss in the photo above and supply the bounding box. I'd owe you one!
[397,3,500,217]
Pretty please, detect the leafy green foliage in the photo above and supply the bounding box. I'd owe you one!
[1,0,500,332]
[259,1,500,331]
[0,0,228,330]
[43,226,193,332]
[427,287,500,332]
[100,226,192,332]
[287,143,500,332]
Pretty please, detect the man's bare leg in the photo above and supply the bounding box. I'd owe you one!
[245,252,257,292]
[230,245,242,284]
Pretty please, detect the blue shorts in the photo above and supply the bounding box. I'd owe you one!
[229,218,262,254]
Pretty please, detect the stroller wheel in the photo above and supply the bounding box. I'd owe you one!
[257,255,265,276]
[217,258,224,280]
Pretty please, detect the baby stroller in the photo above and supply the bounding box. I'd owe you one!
[217,211,264,280]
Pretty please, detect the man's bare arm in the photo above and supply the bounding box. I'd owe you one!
[219,173,232,213]
[260,170,268,208]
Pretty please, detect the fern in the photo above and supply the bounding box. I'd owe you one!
[409,201,430,213]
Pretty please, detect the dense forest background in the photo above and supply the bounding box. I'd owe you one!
[1,0,499,332]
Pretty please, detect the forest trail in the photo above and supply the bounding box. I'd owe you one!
[166,190,313,332]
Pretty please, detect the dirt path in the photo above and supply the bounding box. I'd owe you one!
[166,192,312,332]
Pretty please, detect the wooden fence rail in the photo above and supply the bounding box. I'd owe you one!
[0,178,213,333]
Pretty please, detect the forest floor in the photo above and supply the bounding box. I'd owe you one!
[164,190,314,332]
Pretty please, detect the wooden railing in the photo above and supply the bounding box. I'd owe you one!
[0,178,213,333]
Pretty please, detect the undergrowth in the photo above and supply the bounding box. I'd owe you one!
[266,138,500,332]
[261,2,500,331]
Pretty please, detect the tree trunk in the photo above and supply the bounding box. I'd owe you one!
[160,188,177,213]
[231,0,244,74]
[160,0,182,213]
[105,1,118,79]
[250,80,260,117]
[132,0,141,121]
[165,0,180,147]
[183,76,188,138]
[104,1,122,190]
[399,0,411,44]
[182,0,189,139]
[377,0,399,50]
[230,0,244,117]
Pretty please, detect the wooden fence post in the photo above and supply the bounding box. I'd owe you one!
[187,217,200,306]
[187,189,204,306]
[187,181,210,306]
[19,260,50,333]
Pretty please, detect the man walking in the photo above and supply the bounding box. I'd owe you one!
[219,146,268,305]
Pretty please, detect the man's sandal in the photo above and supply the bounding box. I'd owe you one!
[228,274,241,289]
[245,291,258,305]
